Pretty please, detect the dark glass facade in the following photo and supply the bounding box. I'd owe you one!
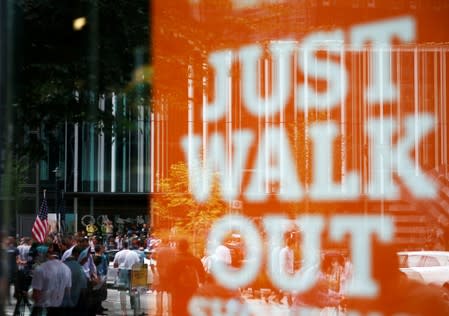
[1,0,151,236]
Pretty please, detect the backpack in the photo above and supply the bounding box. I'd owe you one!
[176,259,200,291]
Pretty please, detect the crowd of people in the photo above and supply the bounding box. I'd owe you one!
[4,226,449,316]
[0,227,242,316]
[2,232,113,316]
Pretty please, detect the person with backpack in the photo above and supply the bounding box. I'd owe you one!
[167,238,205,316]
[153,237,175,316]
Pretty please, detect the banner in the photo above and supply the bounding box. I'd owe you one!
[153,1,449,216]
[153,1,449,313]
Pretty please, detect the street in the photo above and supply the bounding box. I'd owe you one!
[98,287,293,316]
[5,286,338,316]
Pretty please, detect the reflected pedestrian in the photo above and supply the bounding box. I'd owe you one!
[167,238,205,316]
[277,235,295,306]
[78,237,99,316]
[93,244,109,315]
[144,249,157,293]
[31,243,71,316]
[113,240,140,316]
[13,237,32,315]
[153,237,175,316]
[62,245,87,316]
[61,235,78,262]
[6,236,18,306]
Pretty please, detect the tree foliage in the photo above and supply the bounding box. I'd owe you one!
[152,161,228,253]
[12,0,150,162]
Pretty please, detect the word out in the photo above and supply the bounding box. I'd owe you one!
[207,214,393,297]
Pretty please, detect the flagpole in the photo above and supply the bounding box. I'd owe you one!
[53,167,60,235]
[60,190,65,235]
[43,189,46,235]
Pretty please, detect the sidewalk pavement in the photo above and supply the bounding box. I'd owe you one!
[102,291,339,316]
[102,287,293,316]
[102,288,158,316]
[4,286,298,316]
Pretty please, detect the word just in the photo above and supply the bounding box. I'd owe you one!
[201,15,414,120]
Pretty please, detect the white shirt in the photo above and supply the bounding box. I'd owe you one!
[61,245,75,262]
[113,249,140,270]
[16,244,31,270]
[214,244,232,265]
[82,252,97,280]
[201,255,213,273]
[144,257,156,267]
[279,246,294,275]
[115,237,123,249]
[31,259,72,307]
[144,257,156,283]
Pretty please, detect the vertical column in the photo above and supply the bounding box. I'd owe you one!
[340,43,346,190]
[138,105,144,192]
[122,94,127,192]
[89,119,95,192]
[111,92,117,192]
[442,49,447,170]
[145,107,151,192]
[97,94,105,192]
[413,47,420,174]
[151,111,155,192]
[188,63,194,193]
[74,121,79,232]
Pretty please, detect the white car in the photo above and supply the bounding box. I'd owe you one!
[397,251,449,287]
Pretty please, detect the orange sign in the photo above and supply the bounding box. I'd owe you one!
[153,1,449,215]
[152,1,449,314]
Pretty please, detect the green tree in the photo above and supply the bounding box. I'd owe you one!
[13,0,150,162]
[152,161,228,255]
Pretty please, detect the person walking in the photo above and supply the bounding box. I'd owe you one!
[6,236,18,306]
[30,243,72,316]
[153,237,175,316]
[115,234,124,250]
[0,232,7,314]
[277,235,295,306]
[13,237,33,315]
[113,240,141,316]
[200,246,213,276]
[93,244,109,315]
[167,238,205,316]
[213,237,232,266]
[144,249,157,293]
[61,235,79,262]
[62,245,88,316]
[78,237,99,316]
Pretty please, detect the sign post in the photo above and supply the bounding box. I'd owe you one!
[130,263,147,316]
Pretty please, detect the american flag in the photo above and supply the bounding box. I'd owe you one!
[32,196,49,243]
